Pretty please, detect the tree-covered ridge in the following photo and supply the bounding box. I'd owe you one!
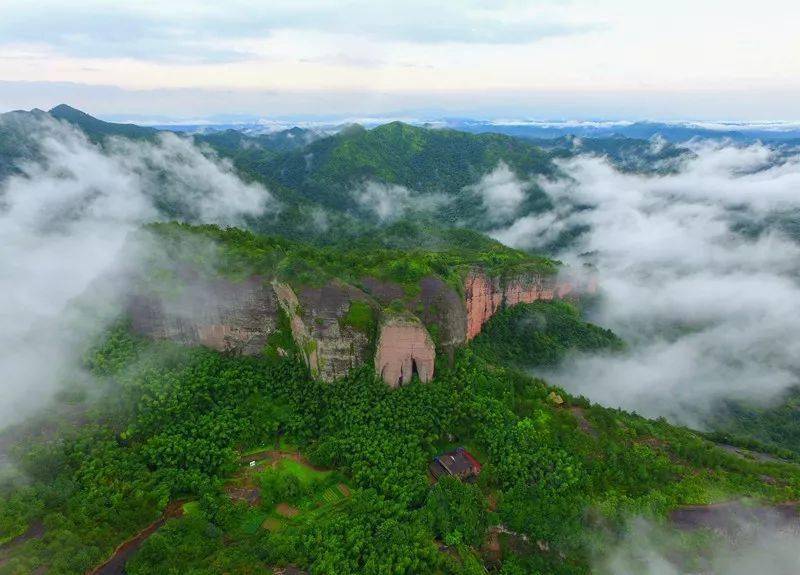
[1,321,798,574]
[3,105,698,248]
[250,121,555,211]
[141,221,558,295]
[707,386,800,458]
[48,104,158,141]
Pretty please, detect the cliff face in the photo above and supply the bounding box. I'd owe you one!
[464,270,560,340]
[274,280,374,382]
[413,276,468,362]
[130,274,373,382]
[374,315,436,388]
[129,266,590,385]
[130,274,278,355]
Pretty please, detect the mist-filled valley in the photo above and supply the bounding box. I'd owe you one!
[2,105,800,575]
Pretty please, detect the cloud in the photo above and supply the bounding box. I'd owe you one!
[492,143,800,426]
[597,515,800,575]
[0,114,275,428]
[465,161,529,224]
[353,180,447,223]
[0,1,596,63]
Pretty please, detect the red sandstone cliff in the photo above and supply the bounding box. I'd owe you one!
[374,315,436,387]
[464,269,592,340]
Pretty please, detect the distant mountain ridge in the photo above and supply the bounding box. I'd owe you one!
[0,103,707,245]
[49,103,158,140]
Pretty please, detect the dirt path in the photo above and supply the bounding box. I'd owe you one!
[87,501,185,575]
[0,521,45,567]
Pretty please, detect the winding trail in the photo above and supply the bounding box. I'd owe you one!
[0,521,45,568]
[87,501,185,575]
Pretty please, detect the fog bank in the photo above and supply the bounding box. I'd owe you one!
[494,142,800,426]
[0,115,275,428]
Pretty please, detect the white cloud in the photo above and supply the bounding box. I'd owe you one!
[494,144,800,426]
[353,180,447,223]
[598,516,800,575]
[466,161,529,224]
[354,181,412,223]
[0,115,275,428]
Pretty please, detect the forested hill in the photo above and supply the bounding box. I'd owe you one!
[249,121,554,209]
[48,104,158,140]
[1,229,799,574]
[0,105,698,245]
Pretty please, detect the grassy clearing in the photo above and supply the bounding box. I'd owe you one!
[240,455,352,536]
[181,502,201,516]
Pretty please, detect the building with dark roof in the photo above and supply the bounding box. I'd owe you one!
[430,447,482,481]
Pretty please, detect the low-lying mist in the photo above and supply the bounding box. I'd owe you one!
[493,141,800,426]
[597,515,800,575]
[0,115,275,430]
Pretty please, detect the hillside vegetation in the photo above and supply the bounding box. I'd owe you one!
[1,108,797,574]
[1,224,798,574]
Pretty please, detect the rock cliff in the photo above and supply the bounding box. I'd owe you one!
[129,274,278,355]
[129,266,590,385]
[464,269,591,340]
[374,314,436,387]
[413,276,468,362]
[274,280,375,382]
[130,273,374,382]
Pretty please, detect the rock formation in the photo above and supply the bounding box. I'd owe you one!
[130,273,374,382]
[274,280,374,382]
[464,270,557,340]
[129,265,591,386]
[374,314,436,387]
[413,276,468,362]
[130,274,278,355]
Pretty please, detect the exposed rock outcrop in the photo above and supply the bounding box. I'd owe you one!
[130,272,374,382]
[359,277,405,305]
[129,264,592,385]
[274,280,374,382]
[464,270,557,340]
[464,268,597,340]
[374,315,436,387]
[130,274,278,354]
[413,276,468,362]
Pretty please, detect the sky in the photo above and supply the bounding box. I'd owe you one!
[0,0,799,120]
